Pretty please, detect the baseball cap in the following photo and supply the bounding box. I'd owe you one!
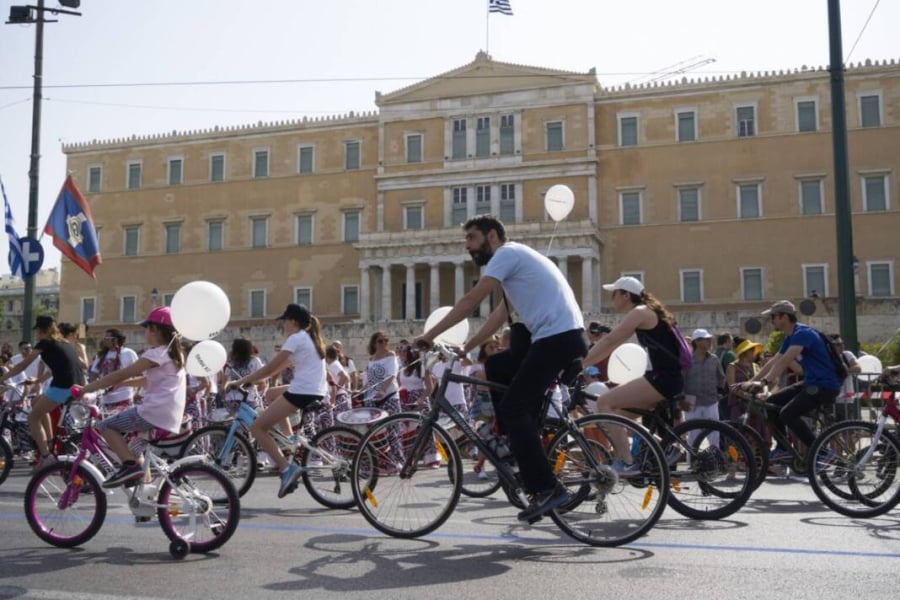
[691,328,713,340]
[588,321,611,335]
[584,366,601,377]
[761,300,797,316]
[276,303,311,323]
[139,306,173,327]
[601,276,644,296]
[33,315,55,330]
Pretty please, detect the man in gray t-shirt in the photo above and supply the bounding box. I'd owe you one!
[419,214,586,523]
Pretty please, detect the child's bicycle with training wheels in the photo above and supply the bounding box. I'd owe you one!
[806,380,900,518]
[350,342,671,548]
[24,400,240,559]
[179,385,377,508]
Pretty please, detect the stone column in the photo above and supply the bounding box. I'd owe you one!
[479,266,490,316]
[405,262,416,320]
[382,263,392,321]
[556,255,569,281]
[430,262,441,312]
[582,256,594,313]
[454,262,465,302]
[359,264,370,321]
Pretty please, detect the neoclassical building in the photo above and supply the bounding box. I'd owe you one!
[60,52,899,352]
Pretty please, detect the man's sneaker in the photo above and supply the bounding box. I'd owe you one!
[815,448,837,474]
[277,463,302,498]
[517,484,573,522]
[769,448,792,462]
[664,446,682,467]
[103,462,143,488]
[610,459,642,477]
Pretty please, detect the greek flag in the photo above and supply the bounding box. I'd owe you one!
[1,177,24,279]
[489,0,513,16]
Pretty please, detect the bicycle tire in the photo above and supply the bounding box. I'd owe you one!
[456,437,502,498]
[666,419,756,520]
[24,461,107,548]
[157,463,240,554]
[0,436,12,485]
[546,413,669,547]
[179,425,257,498]
[351,412,462,538]
[300,425,370,509]
[807,420,900,518]
[724,420,768,490]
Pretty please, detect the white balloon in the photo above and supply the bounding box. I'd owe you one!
[424,306,470,346]
[186,340,228,378]
[608,343,649,384]
[857,355,883,378]
[544,184,575,222]
[170,281,231,341]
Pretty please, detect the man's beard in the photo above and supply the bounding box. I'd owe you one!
[469,239,493,266]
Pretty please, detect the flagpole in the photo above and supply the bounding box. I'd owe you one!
[486,3,490,54]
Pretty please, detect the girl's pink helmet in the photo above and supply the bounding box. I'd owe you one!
[139,306,173,328]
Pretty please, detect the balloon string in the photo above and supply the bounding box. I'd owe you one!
[546,220,560,254]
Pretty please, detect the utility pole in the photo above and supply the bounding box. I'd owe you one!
[826,0,859,353]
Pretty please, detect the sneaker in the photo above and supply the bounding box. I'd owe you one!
[815,448,837,474]
[477,469,489,480]
[277,463,302,498]
[517,484,573,522]
[103,462,144,488]
[32,454,57,472]
[610,458,642,477]
[257,451,272,470]
[664,446,682,467]
[769,448,792,462]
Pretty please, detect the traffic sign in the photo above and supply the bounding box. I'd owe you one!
[18,236,44,277]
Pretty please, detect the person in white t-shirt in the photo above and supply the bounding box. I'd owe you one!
[72,307,186,489]
[431,358,469,415]
[88,328,139,414]
[225,304,328,499]
[830,334,862,421]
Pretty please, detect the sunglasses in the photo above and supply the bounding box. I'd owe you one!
[378,338,389,344]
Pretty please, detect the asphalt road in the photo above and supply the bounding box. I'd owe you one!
[0,462,898,600]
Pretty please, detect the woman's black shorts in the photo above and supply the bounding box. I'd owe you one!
[644,371,684,400]
[283,392,324,411]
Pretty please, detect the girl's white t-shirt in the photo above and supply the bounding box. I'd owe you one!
[283,330,328,397]
[327,359,349,392]
[137,345,186,433]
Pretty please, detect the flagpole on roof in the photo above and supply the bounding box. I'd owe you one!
[485,0,490,54]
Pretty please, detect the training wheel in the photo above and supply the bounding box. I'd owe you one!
[169,539,190,559]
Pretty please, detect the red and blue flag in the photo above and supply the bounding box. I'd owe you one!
[43,174,101,279]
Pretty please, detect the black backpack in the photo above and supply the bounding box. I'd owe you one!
[813,329,850,381]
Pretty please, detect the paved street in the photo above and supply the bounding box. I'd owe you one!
[1,462,898,600]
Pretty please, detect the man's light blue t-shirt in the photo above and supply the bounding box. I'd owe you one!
[483,241,584,341]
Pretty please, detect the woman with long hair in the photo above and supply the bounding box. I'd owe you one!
[88,328,140,415]
[218,338,265,414]
[224,304,328,499]
[397,340,433,414]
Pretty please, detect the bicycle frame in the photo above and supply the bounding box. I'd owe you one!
[856,391,900,465]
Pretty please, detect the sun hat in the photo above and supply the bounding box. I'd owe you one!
[601,276,644,296]
[735,339,763,358]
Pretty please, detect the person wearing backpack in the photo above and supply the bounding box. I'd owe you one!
[738,300,841,461]
[582,276,686,472]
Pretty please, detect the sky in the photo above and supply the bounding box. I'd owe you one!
[0,0,897,277]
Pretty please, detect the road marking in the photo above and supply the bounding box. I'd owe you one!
[0,587,168,600]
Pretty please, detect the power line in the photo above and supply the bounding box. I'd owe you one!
[845,0,881,63]
[0,97,31,111]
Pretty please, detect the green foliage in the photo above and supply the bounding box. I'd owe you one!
[861,333,900,366]
[766,330,786,355]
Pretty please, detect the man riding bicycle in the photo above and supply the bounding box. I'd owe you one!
[739,300,841,460]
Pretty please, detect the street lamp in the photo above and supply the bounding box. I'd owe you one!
[150,288,159,306]
[5,1,81,342]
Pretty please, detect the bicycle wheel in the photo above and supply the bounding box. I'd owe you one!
[456,437,501,498]
[666,419,755,520]
[157,463,240,554]
[807,420,900,518]
[179,425,257,498]
[24,461,107,548]
[546,414,669,547]
[0,436,12,485]
[301,425,371,509]
[724,420,768,490]
[351,413,462,538]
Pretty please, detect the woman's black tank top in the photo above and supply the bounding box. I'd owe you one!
[636,318,681,374]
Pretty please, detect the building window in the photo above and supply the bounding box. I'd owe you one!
[121,296,137,323]
[680,270,703,303]
[251,216,267,248]
[476,117,490,157]
[862,174,888,211]
[124,225,140,257]
[803,264,828,298]
[295,287,312,309]
[499,114,514,155]
[127,162,142,190]
[499,183,516,222]
[207,220,224,252]
[210,153,225,182]
[452,187,468,226]
[405,134,422,163]
[81,297,96,324]
[860,93,882,128]
[676,110,696,142]
[298,145,315,174]
[546,121,564,152]
[344,140,361,170]
[249,290,266,318]
[404,205,423,230]
[678,187,700,222]
[452,118,467,159]
[342,285,359,315]
[343,210,360,242]
[738,183,761,219]
[253,149,269,178]
[868,262,893,297]
[296,214,314,246]
[800,179,824,215]
[619,191,642,225]
[163,293,175,306]
[741,267,764,301]
[618,114,638,147]
[736,105,756,137]
[164,223,181,254]
[475,185,491,215]
[796,99,818,132]
[167,158,183,186]
[88,166,102,193]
